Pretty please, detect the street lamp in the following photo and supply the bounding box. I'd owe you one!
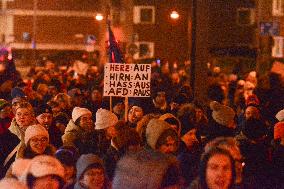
[95,13,104,21]
[170,11,179,20]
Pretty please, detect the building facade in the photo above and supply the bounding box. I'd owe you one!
[0,0,282,74]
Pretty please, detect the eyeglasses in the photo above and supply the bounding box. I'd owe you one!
[30,137,48,144]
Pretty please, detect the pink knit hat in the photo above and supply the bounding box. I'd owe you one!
[24,124,49,145]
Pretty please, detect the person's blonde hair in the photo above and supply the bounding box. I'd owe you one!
[16,101,34,116]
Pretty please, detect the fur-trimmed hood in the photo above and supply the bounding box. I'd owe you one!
[112,147,179,189]
[146,119,173,150]
[159,113,181,136]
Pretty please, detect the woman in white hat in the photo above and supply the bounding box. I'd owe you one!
[5,124,56,177]
[62,107,93,147]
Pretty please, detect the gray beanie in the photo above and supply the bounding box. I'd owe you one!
[146,119,172,150]
[76,154,104,180]
[95,108,118,130]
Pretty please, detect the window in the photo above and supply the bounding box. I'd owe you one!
[272,0,284,16]
[272,36,284,58]
[133,6,155,24]
[133,42,154,59]
[237,8,255,25]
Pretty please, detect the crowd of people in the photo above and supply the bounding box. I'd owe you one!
[0,50,284,189]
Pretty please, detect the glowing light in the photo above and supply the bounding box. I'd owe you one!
[170,11,179,19]
[95,14,104,21]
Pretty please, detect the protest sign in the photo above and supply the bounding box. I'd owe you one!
[104,63,151,97]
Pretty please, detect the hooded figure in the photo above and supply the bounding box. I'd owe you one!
[74,154,110,189]
[62,107,93,146]
[190,147,236,189]
[112,119,181,189]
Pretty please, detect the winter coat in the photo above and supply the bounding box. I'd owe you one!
[1,119,27,175]
[103,145,121,181]
[112,147,181,189]
[236,132,273,188]
[62,119,108,155]
[8,118,25,142]
[62,119,86,147]
[0,130,19,178]
[271,140,284,188]
[5,144,56,178]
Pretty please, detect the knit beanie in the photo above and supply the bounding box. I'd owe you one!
[95,108,118,130]
[11,87,26,99]
[24,124,49,145]
[35,103,53,117]
[72,107,92,123]
[146,119,173,150]
[276,109,284,122]
[210,101,235,126]
[0,178,28,189]
[76,154,104,180]
[25,155,65,179]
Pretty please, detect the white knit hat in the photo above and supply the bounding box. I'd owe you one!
[276,109,284,122]
[210,101,236,126]
[25,155,65,179]
[95,108,118,130]
[0,178,28,189]
[24,124,49,145]
[72,107,92,123]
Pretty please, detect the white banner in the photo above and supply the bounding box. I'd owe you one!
[103,63,151,97]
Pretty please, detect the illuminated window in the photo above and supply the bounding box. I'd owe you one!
[237,8,255,26]
[133,6,155,24]
[272,36,284,58]
[133,42,154,59]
